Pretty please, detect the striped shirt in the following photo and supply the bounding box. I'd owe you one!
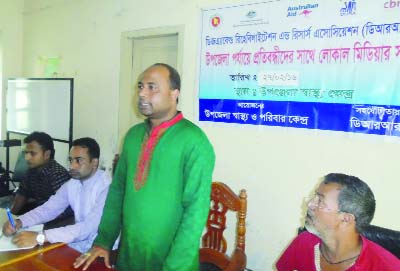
[18,159,71,207]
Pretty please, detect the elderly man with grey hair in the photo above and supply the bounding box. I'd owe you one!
[276,173,400,271]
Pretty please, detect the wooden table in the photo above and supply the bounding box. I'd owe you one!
[0,243,113,271]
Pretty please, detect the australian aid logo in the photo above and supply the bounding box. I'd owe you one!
[287,3,319,17]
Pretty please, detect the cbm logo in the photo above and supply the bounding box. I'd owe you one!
[340,0,356,16]
[384,0,400,8]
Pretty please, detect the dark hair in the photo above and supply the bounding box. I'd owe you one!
[151,63,181,91]
[24,131,55,159]
[72,137,100,160]
[323,173,376,232]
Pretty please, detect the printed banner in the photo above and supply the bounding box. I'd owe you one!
[199,0,400,136]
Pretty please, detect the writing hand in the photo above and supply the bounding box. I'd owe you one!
[12,231,40,247]
[73,245,112,270]
[2,219,22,237]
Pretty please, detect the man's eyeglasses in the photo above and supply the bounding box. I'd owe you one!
[306,193,340,213]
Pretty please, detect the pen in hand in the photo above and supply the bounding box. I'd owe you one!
[6,207,16,230]
[3,209,22,237]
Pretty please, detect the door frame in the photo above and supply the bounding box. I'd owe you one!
[118,26,184,147]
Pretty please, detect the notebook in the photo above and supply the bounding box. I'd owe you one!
[0,208,44,251]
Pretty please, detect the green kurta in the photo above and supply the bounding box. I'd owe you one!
[94,115,215,271]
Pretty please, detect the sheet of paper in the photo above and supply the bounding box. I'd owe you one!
[0,208,44,251]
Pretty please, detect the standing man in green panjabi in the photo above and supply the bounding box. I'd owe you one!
[74,63,215,271]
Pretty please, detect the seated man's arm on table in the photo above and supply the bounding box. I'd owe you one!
[10,182,71,247]
[40,177,110,245]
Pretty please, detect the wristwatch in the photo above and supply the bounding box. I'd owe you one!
[36,232,45,246]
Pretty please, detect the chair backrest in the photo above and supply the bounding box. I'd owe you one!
[200,182,247,271]
[361,225,400,259]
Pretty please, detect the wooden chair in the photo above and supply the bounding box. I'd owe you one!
[200,182,247,271]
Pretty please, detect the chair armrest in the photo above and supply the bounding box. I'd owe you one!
[225,248,247,271]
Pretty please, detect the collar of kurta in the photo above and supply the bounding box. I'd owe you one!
[134,112,183,191]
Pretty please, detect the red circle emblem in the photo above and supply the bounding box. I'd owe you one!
[211,16,221,27]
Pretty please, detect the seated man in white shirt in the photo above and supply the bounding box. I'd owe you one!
[2,137,111,253]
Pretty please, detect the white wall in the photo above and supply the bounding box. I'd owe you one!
[19,0,400,270]
[0,0,23,166]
